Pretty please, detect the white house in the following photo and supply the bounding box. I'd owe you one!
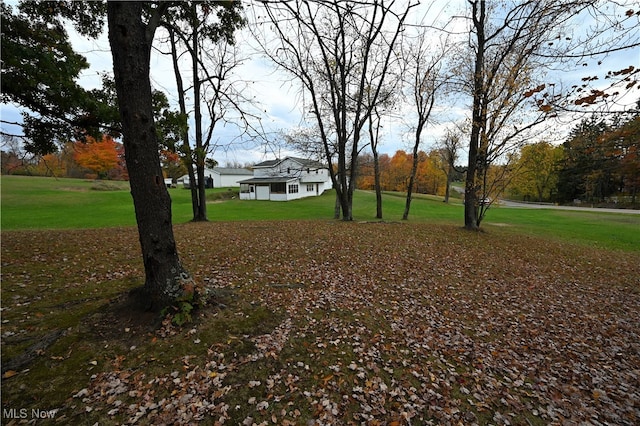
[239,157,332,201]
[177,167,253,189]
[211,167,253,187]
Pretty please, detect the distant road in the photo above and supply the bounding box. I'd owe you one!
[498,199,640,215]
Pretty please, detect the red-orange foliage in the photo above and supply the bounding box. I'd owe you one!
[357,150,447,195]
[159,149,186,180]
[73,135,120,179]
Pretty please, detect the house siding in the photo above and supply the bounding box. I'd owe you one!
[239,157,331,201]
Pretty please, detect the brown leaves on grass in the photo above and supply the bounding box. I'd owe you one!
[3,221,640,424]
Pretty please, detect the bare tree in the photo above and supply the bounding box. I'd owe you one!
[401,30,450,220]
[362,82,399,219]
[368,106,385,219]
[460,0,639,230]
[254,0,416,220]
[463,1,580,229]
[160,3,248,221]
[282,126,329,164]
[438,124,465,203]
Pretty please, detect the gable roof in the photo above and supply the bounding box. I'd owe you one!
[252,156,325,169]
[252,159,282,168]
[288,157,325,169]
[212,167,253,176]
[238,176,298,184]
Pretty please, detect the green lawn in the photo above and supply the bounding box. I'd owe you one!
[2,175,639,251]
[2,176,639,424]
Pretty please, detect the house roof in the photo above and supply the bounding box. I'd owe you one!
[238,177,298,184]
[252,159,281,168]
[252,156,325,169]
[213,167,253,175]
[290,157,325,169]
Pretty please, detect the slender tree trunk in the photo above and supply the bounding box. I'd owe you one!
[168,29,198,219]
[465,0,486,231]
[192,4,208,222]
[403,127,423,220]
[443,164,452,203]
[373,150,383,219]
[107,1,189,311]
[369,112,383,219]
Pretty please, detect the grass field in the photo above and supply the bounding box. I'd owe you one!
[2,175,639,251]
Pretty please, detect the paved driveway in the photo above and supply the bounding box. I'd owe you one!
[499,199,640,214]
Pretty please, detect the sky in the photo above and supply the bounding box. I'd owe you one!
[1,0,638,167]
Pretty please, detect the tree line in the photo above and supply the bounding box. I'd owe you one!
[356,149,464,198]
[1,134,195,182]
[507,108,639,206]
[1,135,127,179]
[354,105,640,209]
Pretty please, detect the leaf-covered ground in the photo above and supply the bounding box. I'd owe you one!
[1,221,639,425]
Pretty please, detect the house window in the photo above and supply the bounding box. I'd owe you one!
[306,184,314,192]
[272,182,286,193]
[288,184,299,194]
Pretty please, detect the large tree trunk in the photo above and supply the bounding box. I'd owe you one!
[336,147,353,221]
[108,1,189,311]
[465,152,479,230]
[338,186,353,221]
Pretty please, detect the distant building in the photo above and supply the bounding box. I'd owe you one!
[239,157,331,201]
[177,167,253,189]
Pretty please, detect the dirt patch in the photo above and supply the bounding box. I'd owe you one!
[82,290,162,349]
[57,186,88,192]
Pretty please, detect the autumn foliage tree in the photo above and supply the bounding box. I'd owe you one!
[357,149,448,196]
[159,149,187,182]
[507,141,563,202]
[73,135,119,179]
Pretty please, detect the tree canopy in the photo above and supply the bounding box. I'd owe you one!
[0,2,107,153]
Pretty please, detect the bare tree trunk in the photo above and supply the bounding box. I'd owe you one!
[168,29,198,219]
[369,111,383,219]
[373,150,383,219]
[403,126,422,220]
[107,1,189,311]
[443,165,452,203]
[465,0,486,231]
[192,4,208,222]
[334,191,341,219]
